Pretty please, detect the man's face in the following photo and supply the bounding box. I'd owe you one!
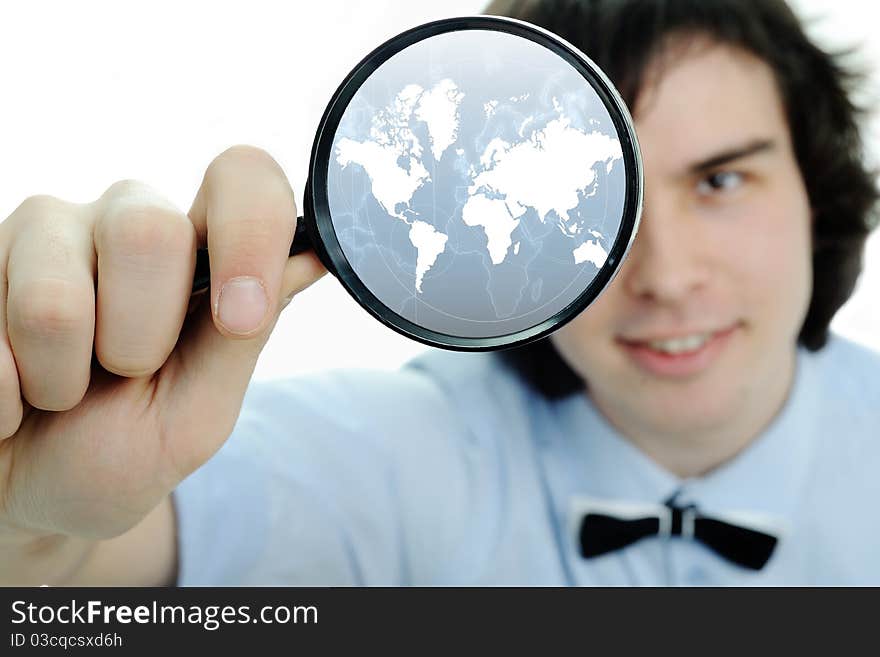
[551,40,813,442]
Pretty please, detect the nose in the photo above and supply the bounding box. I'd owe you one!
[622,197,711,304]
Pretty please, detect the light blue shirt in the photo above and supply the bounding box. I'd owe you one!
[174,333,880,585]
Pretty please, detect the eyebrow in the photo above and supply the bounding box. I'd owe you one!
[688,139,776,174]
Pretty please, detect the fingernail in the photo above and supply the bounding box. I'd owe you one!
[216,276,268,335]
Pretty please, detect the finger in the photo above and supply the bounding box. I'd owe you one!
[187,144,296,338]
[278,250,328,311]
[0,228,23,439]
[92,180,196,377]
[5,196,96,411]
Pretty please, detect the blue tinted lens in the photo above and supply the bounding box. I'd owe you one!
[327,26,631,339]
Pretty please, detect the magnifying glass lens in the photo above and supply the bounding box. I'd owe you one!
[313,19,640,349]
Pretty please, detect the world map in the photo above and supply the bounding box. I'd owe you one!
[335,78,622,294]
[325,28,628,339]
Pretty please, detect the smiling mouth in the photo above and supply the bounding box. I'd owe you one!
[616,323,742,377]
[640,332,714,354]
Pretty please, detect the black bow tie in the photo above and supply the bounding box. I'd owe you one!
[578,499,778,570]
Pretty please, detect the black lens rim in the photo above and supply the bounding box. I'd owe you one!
[307,15,643,352]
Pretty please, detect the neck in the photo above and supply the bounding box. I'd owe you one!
[591,348,798,479]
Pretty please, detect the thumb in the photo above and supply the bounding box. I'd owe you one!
[159,146,323,468]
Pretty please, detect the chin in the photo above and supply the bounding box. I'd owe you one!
[636,384,746,435]
[578,340,751,434]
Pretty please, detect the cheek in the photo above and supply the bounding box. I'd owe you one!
[550,275,626,371]
[731,186,812,332]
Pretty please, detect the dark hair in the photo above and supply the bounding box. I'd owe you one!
[486,0,879,399]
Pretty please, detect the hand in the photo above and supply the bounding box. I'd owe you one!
[0,145,326,581]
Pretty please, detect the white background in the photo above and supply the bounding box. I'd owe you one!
[0,0,876,381]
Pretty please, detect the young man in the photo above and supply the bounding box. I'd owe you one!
[0,0,877,586]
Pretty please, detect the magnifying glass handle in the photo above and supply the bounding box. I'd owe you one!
[190,215,312,296]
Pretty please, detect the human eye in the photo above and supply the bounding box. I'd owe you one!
[695,170,745,197]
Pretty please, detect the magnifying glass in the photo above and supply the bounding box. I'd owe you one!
[191,15,643,351]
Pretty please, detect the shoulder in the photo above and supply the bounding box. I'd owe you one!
[403,349,536,407]
[804,332,880,399]
[792,335,880,555]
[244,349,529,428]
[234,349,539,462]
[402,349,544,436]
[801,332,880,470]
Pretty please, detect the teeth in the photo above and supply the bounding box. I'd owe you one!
[646,332,712,354]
